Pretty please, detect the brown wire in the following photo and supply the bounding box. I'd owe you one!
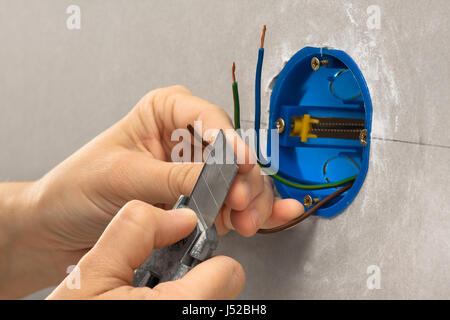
[187,124,210,148]
[257,182,353,234]
[187,123,353,235]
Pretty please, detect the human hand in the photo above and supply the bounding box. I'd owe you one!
[7,85,303,295]
[47,200,245,299]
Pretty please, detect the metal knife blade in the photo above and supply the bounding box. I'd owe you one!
[132,129,238,287]
[185,129,238,228]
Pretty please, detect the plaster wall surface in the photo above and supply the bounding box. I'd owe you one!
[0,0,449,299]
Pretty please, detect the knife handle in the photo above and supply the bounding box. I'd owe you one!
[132,195,218,288]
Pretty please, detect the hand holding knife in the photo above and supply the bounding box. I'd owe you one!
[133,129,238,287]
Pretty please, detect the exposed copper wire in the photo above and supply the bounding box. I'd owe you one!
[232,61,236,84]
[260,25,266,49]
[189,121,352,234]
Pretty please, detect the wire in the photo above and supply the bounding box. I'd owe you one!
[187,124,210,148]
[259,161,357,190]
[227,25,357,233]
[255,25,265,157]
[250,25,357,190]
[257,182,353,234]
[187,123,354,234]
[232,62,241,130]
[260,24,266,49]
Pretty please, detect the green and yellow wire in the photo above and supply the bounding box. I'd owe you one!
[260,162,357,190]
[232,59,356,190]
[232,62,241,130]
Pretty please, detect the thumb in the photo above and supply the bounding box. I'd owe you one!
[153,255,246,299]
[140,158,203,203]
[79,200,197,287]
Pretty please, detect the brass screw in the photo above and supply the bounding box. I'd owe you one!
[275,118,285,134]
[303,195,313,208]
[311,57,329,71]
[360,129,368,146]
[303,195,320,208]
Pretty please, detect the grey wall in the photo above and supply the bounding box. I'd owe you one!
[1,0,449,299]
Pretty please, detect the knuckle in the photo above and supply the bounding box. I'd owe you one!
[140,87,175,113]
[121,199,146,214]
[146,85,190,102]
[140,88,160,107]
[209,105,229,119]
[118,200,158,234]
[120,200,149,220]
[168,84,190,94]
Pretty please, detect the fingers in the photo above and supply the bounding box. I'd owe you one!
[225,164,265,211]
[137,86,255,173]
[133,156,204,204]
[216,204,233,236]
[153,255,245,300]
[222,174,304,236]
[123,86,303,239]
[81,200,197,286]
[260,198,305,229]
[218,163,266,236]
[229,177,274,237]
[49,199,245,300]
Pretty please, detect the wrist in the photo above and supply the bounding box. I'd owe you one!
[0,181,59,298]
[0,182,34,254]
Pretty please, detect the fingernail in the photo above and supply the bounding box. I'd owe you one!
[168,208,197,216]
[250,209,260,229]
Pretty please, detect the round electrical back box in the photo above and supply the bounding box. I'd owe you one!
[268,47,372,217]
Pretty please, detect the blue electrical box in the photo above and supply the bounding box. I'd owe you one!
[267,47,372,217]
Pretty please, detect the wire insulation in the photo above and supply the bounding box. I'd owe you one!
[187,124,210,148]
[232,83,240,130]
[255,48,264,157]
[228,25,356,233]
[234,30,358,190]
[257,182,353,234]
[232,62,241,130]
[260,162,357,190]
[187,123,354,234]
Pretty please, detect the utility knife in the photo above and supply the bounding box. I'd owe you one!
[133,129,238,288]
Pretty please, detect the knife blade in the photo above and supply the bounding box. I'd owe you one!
[132,129,238,288]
